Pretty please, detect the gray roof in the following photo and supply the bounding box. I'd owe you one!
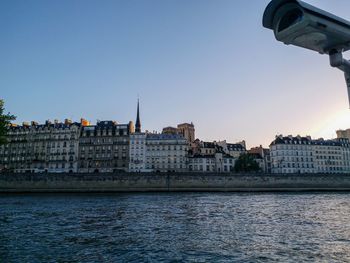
[146,133,186,141]
[270,135,350,147]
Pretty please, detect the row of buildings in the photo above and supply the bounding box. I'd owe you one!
[2,101,350,174]
[270,135,350,174]
[0,102,247,174]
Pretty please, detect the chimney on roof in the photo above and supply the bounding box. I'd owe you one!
[64,119,72,125]
[80,118,90,126]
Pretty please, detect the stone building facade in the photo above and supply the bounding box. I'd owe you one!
[78,121,134,173]
[129,132,147,172]
[188,140,235,173]
[0,120,81,173]
[162,126,179,135]
[177,123,195,143]
[188,153,234,173]
[337,128,350,141]
[313,138,350,173]
[270,135,350,174]
[215,140,246,158]
[162,123,195,143]
[145,134,188,172]
[248,146,271,173]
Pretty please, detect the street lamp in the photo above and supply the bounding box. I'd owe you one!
[263,0,350,105]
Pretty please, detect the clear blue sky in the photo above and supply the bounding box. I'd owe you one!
[2,0,350,148]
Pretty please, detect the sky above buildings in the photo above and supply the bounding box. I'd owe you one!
[2,0,350,148]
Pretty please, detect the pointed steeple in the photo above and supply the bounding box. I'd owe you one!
[135,99,141,133]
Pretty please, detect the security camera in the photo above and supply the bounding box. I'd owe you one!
[263,0,350,54]
[263,0,350,107]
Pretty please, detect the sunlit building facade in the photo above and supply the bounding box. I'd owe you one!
[177,123,195,143]
[337,128,350,141]
[161,122,195,144]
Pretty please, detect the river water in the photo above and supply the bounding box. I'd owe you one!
[0,193,350,262]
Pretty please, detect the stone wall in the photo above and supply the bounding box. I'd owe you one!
[1,173,350,192]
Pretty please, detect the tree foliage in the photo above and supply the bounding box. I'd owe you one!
[234,153,261,173]
[0,99,16,145]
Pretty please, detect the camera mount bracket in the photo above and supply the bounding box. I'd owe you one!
[329,50,350,107]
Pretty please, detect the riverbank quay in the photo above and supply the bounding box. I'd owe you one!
[1,173,350,192]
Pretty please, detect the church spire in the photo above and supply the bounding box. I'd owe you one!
[135,99,141,133]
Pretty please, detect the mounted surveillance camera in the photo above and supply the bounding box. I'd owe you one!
[263,0,350,107]
[263,0,350,54]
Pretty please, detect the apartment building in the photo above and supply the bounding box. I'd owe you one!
[129,132,147,172]
[270,135,350,174]
[78,121,134,173]
[0,120,81,173]
[145,133,188,172]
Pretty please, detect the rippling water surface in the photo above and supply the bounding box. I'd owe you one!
[1,193,350,262]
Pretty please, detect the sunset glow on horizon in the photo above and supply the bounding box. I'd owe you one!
[2,0,350,148]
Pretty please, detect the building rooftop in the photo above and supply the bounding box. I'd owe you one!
[146,133,186,141]
[177,122,194,127]
[227,143,246,151]
[9,121,81,131]
[270,135,350,147]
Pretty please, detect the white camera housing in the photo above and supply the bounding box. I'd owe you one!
[263,0,350,54]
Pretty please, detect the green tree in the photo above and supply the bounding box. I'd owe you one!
[234,153,261,173]
[0,99,16,145]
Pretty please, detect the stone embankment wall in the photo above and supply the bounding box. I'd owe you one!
[1,173,350,192]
